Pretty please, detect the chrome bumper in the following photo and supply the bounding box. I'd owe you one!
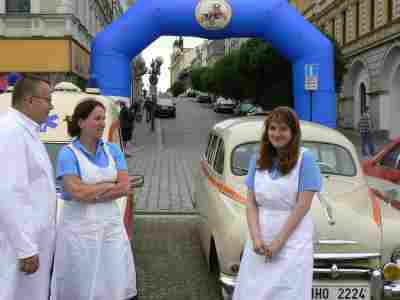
[219,273,235,296]
[384,281,400,299]
[220,270,400,299]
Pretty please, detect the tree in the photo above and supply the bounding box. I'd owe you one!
[213,50,246,100]
[170,81,186,97]
[190,67,207,92]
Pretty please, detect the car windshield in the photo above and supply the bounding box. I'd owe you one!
[231,141,357,176]
[158,98,173,106]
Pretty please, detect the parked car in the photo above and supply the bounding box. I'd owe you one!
[0,81,144,239]
[362,137,400,185]
[155,97,176,118]
[214,97,235,113]
[196,93,212,104]
[194,116,400,299]
[233,99,258,116]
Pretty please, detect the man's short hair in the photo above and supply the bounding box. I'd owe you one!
[11,75,48,107]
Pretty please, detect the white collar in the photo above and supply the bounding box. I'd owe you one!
[10,108,41,136]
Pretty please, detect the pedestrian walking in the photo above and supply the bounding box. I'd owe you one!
[119,101,135,156]
[50,98,137,300]
[233,106,322,300]
[144,97,153,123]
[0,76,57,300]
[358,106,375,157]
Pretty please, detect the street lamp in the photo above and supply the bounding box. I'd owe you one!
[148,56,163,131]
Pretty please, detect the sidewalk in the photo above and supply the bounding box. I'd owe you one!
[126,117,195,214]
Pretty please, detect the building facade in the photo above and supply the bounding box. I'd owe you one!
[0,0,123,87]
[291,0,400,138]
[224,38,249,55]
[206,39,225,66]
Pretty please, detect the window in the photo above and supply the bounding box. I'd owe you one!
[231,142,260,176]
[213,140,225,175]
[355,1,360,38]
[381,145,400,169]
[207,134,219,165]
[360,83,367,115]
[388,0,393,21]
[370,0,375,31]
[342,10,347,44]
[230,141,356,177]
[6,0,30,13]
[302,142,357,176]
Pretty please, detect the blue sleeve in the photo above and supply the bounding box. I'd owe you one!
[299,150,322,192]
[56,146,80,180]
[107,143,128,171]
[245,156,257,191]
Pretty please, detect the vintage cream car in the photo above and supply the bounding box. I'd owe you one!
[194,116,400,300]
[0,82,142,238]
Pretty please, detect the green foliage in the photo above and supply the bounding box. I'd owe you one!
[188,32,347,107]
[189,67,207,92]
[213,50,246,99]
[170,81,186,97]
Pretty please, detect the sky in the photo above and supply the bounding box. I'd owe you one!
[141,37,205,93]
[118,1,205,93]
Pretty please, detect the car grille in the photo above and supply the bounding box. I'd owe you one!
[313,253,380,280]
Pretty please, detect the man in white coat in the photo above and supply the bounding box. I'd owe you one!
[0,76,57,300]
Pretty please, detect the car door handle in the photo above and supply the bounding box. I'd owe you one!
[318,192,335,226]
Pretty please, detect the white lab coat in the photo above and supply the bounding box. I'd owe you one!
[0,109,57,300]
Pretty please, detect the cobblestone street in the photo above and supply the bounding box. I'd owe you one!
[126,98,228,299]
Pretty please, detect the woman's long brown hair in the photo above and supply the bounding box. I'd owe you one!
[257,106,301,175]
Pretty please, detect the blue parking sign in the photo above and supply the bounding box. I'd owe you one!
[305,64,319,91]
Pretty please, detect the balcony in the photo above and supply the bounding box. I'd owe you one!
[0,13,92,50]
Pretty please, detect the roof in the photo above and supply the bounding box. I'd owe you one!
[212,116,356,151]
[0,89,120,143]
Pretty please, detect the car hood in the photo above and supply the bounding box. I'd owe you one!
[232,175,381,257]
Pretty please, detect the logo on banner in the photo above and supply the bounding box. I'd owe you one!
[40,114,59,132]
[195,0,232,30]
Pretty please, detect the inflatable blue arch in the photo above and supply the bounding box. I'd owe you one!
[91,0,336,127]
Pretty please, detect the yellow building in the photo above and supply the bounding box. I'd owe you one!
[0,0,123,87]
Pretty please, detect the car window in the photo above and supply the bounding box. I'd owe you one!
[213,139,225,175]
[231,142,260,176]
[302,142,356,176]
[207,134,219,165]
[230,141,356,176]
[381,145,400,169]
[205,134,213,159]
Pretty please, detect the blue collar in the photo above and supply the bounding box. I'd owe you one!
[72,138,105,158]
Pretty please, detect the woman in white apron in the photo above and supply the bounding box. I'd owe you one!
[51,98,137,300]
[233,107,322,300]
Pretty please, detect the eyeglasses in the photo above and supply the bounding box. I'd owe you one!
[31,95,53,106]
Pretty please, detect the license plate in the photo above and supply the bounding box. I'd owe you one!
[312,286,369,300]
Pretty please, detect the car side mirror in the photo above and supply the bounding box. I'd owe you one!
[129,174,144,189]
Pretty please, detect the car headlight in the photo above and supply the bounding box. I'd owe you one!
[391,247,400,263]
[383,262,400,281]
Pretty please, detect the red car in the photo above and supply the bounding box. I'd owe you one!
[362,137,400,184]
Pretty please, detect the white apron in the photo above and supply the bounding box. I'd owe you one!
[51,143,137,300]
[233,150,313,300]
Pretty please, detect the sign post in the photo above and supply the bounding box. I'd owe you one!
[305,64,319,121]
